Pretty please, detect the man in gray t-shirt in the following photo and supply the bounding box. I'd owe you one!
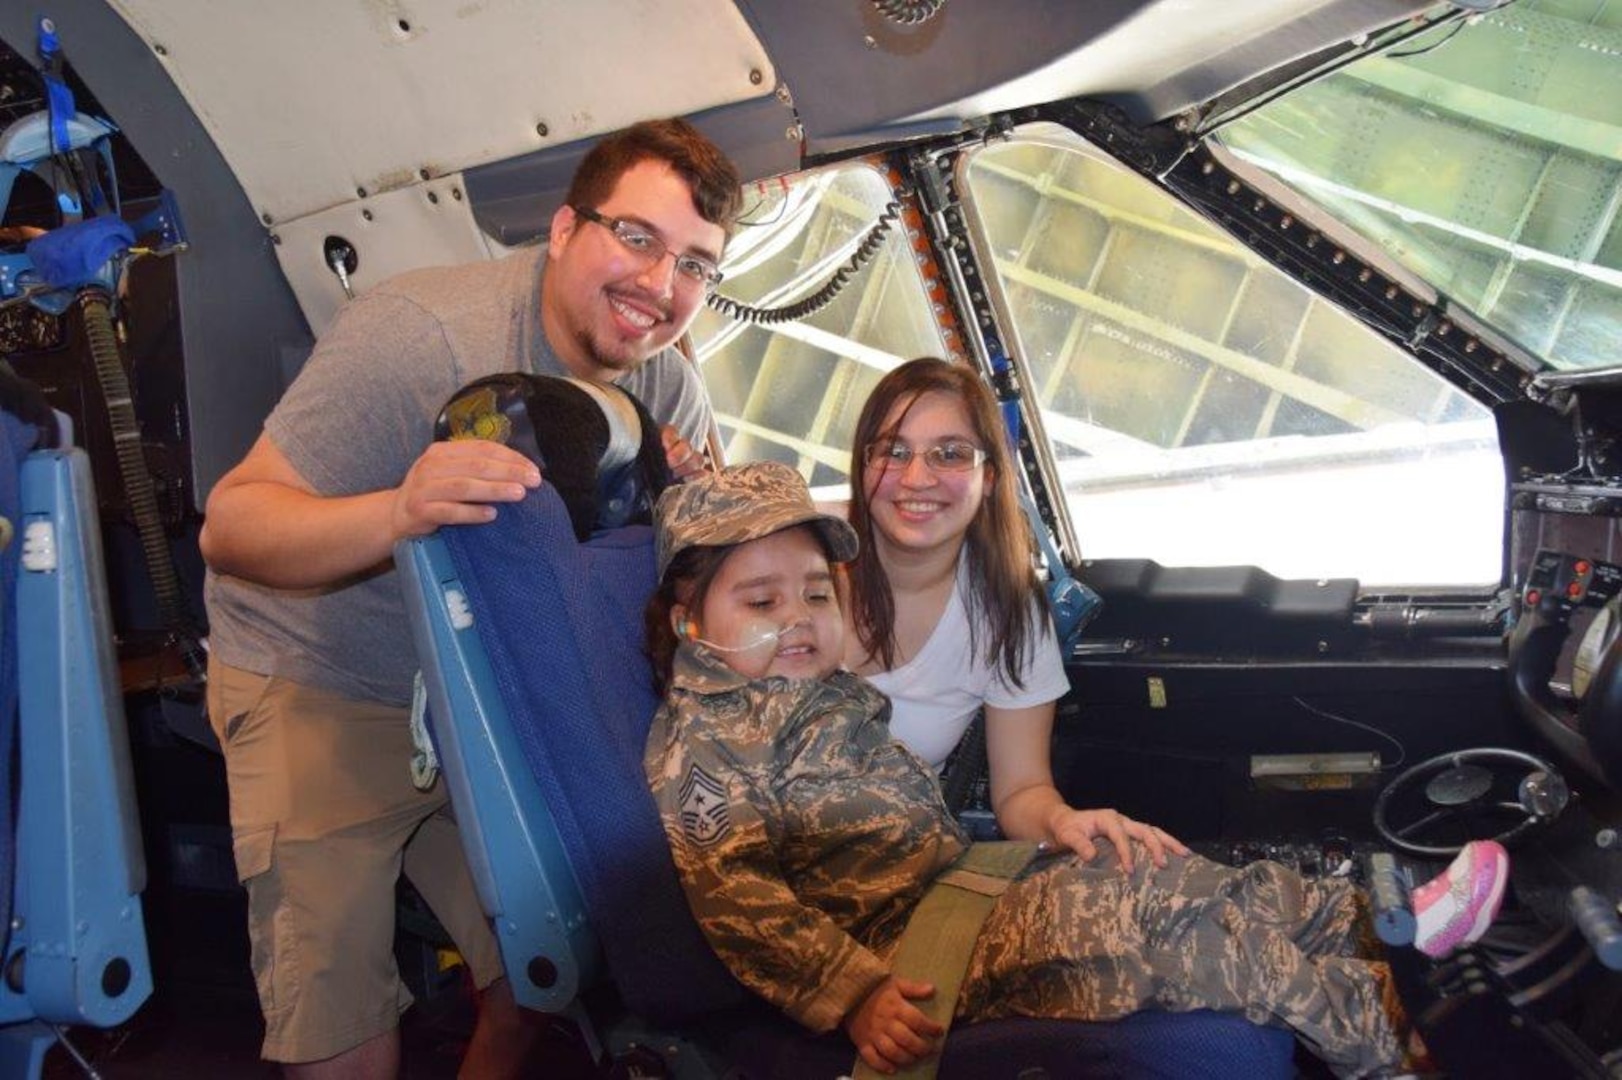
[199,119,741,1074]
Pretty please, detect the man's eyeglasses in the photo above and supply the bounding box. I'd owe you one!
[864,440,987,473]
[571,206,724,289]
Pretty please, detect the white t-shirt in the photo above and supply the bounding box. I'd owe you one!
[867,558,1071,768]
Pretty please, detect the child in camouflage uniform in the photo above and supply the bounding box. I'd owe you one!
[643,461,1410,1077]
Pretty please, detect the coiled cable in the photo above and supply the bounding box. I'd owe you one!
[706,201,901,326]
[873,0,947,27]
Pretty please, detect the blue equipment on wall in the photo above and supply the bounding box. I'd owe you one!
[0,16,200,686]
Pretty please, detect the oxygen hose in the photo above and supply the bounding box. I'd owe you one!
[78,288,207,684]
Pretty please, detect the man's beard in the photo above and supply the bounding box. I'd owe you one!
[577,323,648,376]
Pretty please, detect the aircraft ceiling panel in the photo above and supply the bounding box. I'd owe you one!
[737,0,1431,155]
[1050,0,1430,122]
[105,0,776,225]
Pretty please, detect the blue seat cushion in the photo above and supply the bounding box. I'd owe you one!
[444,486,746,1022]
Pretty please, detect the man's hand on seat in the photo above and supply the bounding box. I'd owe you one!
[844,975,944,1074]
[204,431,544,589]
[661,424,709,480]
[392,439,542,537]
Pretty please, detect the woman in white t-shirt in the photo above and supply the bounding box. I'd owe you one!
[843,357,1186,868]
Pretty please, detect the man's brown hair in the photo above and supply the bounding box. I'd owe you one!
[566,118,743,233]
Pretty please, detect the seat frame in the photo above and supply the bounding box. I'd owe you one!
[399,528,599,1011]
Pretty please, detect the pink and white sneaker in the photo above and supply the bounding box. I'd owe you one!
[1412,839,1510,959]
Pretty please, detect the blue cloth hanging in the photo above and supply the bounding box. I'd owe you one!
[25,215,135,290]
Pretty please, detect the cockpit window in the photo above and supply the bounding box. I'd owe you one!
[689,165,947,488]
[961,126,1504,588]
[1212,1,1622,372]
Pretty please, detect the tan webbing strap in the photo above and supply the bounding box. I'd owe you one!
[850,841,1041,1080]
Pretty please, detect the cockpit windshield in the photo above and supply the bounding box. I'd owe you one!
[1211,1,1622,373]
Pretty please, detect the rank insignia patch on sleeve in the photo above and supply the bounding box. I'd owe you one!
[679,764,731,847]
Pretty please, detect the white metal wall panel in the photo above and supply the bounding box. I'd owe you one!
[268,173,502,338]
[105,0,775,225]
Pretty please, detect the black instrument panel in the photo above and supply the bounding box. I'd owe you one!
[1509,549,1622,790]
[1522,551,1622,617]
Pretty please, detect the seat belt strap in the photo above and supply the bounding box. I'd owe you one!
[851,840,1041,1080]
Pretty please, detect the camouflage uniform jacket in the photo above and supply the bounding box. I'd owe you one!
[645,644,968,1032]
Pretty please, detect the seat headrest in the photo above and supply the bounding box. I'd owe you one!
[434,373,672,541]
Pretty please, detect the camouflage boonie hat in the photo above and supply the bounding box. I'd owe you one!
[655,461,859,580]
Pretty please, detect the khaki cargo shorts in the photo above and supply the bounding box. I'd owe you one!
[207,657,504,1063]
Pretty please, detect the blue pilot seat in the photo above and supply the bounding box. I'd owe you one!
[0,401,153,1076]
[396,480,1296,1077]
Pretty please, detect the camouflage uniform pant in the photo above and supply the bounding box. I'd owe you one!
[953,840,1401,1078]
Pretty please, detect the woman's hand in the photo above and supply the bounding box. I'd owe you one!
[843,975,945,1075]
[1047,806,1190,874]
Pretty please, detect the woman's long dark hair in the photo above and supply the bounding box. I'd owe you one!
[847,357,1040,686]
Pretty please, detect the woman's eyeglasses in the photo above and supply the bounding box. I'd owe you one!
[571,205,723,289]
[863,440,987,473]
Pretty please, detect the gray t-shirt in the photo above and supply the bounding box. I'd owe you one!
[204,247,713,705]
